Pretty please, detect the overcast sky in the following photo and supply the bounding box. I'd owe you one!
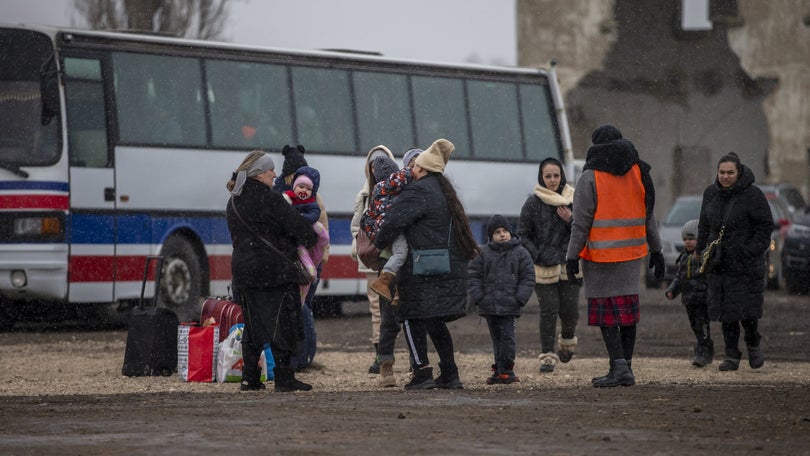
[2,0,517,65]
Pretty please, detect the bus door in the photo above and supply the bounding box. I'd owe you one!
[63,55,116,303]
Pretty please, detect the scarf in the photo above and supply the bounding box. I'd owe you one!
[533,183,574,207]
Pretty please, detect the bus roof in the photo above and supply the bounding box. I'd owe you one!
[2,22,550,77]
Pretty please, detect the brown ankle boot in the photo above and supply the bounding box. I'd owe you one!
[378,361,396,387]
[370,271,395,301]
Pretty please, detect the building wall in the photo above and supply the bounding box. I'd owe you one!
[517,0,810,215]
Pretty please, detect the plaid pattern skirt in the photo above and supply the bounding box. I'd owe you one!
[587,294,640,327]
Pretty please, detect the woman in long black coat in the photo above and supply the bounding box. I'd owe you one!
[375,139,479,390]
[226,150,316,392]
[697,152,773,372]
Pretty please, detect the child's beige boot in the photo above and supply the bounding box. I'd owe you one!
[370,271,395,301]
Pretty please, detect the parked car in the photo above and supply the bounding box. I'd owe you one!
[759,186,794,289]
[768,183,806,214]
[781,207,810,294]
[645,195,702,288]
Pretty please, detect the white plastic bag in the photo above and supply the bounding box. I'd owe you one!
[216,324,267,383]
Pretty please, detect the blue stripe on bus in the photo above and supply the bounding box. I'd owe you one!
[0,181,69,192]
[68,212,356,246]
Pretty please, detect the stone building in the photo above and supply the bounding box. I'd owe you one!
[518,0,810,213]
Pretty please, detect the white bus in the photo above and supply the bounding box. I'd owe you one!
[0,24,575,325]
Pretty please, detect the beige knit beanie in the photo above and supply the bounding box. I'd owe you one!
[414,139,454,173]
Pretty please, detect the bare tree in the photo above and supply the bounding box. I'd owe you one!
[73,0,232,40]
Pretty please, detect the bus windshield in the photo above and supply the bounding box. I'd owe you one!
[0,29,60,168]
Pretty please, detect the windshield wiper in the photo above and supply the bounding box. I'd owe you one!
[0,162,30,178]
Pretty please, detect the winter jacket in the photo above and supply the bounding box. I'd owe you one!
[228,178,317,291]
[350,145,396,273]
[362,167,413,238]
[567,133,662,299]
[274,165,330,263]
[518,183,574,267]
[696,164,772,322]
[468,238,535,317]
[665,250,707,308]
[375,173,467,322]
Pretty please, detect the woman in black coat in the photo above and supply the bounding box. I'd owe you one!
[518,157,580,373]
[226,150,317,392]
[375,139,479,390]
[697,152,773,372]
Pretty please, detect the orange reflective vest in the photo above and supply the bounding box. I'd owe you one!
[579,164,648,262]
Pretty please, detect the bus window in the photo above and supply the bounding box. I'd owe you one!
[0,29,59,166]
[412,76,470,157]
[291,66,355,153]
[520,84,560,162]
[64,57,108,168]
[206,60,293,149]
[353,71,414,155]
[113,53,205,147]
[468,80,523,160]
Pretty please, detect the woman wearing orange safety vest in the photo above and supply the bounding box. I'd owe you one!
[566,125,664,387]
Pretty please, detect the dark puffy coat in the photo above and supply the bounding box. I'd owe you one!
[518,194,571,266]
[468,238,535,316]
[696,165,773,322]
[665,250,707,308]
[227,178,316,291]
[374,174,467,322]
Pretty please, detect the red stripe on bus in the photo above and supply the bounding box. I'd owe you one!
[69,254,363,282]
[321,255,365,280]
[0,194,69,210]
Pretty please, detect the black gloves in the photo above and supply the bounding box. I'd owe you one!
[566,259,580,283]
[650,252,665,280]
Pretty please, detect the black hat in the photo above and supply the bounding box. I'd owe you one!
[281,144,307,178]
[486,214,511,240]
[371,156,398,183]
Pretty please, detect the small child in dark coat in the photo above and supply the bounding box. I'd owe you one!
[468,214,535,384]
[665,219,714,367]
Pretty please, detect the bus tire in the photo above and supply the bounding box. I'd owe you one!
[159,236,205,322]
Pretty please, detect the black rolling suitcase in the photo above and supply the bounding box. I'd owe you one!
[122,256,179,377]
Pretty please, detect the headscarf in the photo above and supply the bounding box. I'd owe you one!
[230,154,275,196]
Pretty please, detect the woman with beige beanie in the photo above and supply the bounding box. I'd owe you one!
[375,139,479,390]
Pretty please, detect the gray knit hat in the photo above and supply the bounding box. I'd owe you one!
[402,148,422,168]
[682,219,699,240]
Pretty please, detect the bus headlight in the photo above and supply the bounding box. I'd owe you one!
[10,270,27,288]
[13,216,61,236]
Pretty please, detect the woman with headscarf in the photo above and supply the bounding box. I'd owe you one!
[226,150,317,392]
[566,125,664,387]
[350,145,398,374]
[518,157,581,374]
[697,152,772,372]
[375,139,479,390]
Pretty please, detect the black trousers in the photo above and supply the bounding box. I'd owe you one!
[402,317,456,370]
[684,300,712,347]
[535,281,579,353]
[239,285,300,384]
[484,315,517,373]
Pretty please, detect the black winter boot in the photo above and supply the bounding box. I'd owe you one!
[718,358,740,371]
[692,344,709,367]
[404,366,437,390]
[434,361,463,389]
[368,344,380,374]
[274,367,313,392]
[592,359,635,387]
[748,344,765,369]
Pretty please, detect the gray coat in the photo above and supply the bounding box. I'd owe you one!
[468,238,535,317]
[566,170,662,298]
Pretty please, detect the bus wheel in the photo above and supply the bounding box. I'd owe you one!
[160,236,204,322]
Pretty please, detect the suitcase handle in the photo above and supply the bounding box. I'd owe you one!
[139,255,165,310]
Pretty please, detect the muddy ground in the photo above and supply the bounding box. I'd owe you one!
[1,282,809,455]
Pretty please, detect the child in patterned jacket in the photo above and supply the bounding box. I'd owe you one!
[361,156,414,301]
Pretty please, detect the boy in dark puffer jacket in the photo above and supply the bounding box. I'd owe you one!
[666,219,714,367]
[468,215,535,384]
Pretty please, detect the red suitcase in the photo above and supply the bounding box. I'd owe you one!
[200,297,244,342]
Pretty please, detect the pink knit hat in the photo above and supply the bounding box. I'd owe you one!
[293,174,313,190]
